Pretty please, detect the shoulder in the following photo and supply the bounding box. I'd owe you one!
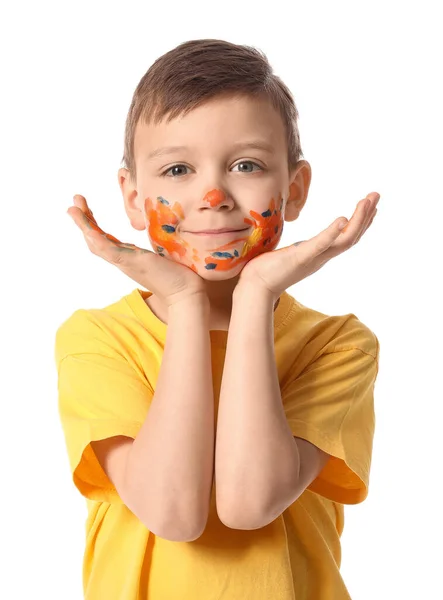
[54,306,126,372]
[280,292,379,362]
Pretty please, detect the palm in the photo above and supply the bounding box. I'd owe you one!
[238,192,380,297]
[239,245,301,295]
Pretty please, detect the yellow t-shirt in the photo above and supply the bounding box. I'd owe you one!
[54,287,380,600]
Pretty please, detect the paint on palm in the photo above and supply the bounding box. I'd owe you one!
[144,189,285,273]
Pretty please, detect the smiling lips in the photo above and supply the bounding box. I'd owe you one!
[186,228,249,236]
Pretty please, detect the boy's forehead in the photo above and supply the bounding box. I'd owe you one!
[134,95,286,159]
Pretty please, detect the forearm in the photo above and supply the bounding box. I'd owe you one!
[127,294,214,541]
[215,284,300,529]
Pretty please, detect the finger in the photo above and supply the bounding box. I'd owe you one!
[72,194,100,228]
[307,193,378,262]
[351,200,373,244]
[75,194,94,218]
[339,198,369,240]
[289,218,345,268]
[368,208,377,227]
[68,205,103,235]
[355,207,377,244]
[292,193,380,265]
[315,217,351,254]
[353,193,380,244]
[68,198,145,263]
[360,194,379,228]
[333,192,379,249]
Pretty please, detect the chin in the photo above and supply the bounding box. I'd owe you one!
[154,249,246,280]
[193,262,245,281]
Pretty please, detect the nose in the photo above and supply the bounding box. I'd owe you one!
[201,188,233,210]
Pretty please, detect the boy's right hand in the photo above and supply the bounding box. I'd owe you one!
[67,195,208,307]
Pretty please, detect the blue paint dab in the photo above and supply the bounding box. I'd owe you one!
[205,263,217,270]
[157,196,170,205]
[212,251,233,258]
[234,250,239,257]
[261,209,272,217]
[161,224,176,233]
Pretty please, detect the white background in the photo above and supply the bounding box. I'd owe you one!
[2,0,442,598]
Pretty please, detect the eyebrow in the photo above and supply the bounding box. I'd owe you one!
[146,140,275,161]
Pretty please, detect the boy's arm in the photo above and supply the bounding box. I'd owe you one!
[215,284,327,530]
[104,294,214,542]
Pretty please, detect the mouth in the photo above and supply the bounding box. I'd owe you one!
[184,228,249,237]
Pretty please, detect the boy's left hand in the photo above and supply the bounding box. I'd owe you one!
[237,192,380,299]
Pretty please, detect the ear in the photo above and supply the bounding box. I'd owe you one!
[285,160,312,222]
[118,168,146,231]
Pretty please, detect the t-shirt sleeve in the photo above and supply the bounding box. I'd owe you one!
[54,310,154,504]
[281,331,380,505]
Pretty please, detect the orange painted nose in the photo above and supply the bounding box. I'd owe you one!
[202,189,226,207]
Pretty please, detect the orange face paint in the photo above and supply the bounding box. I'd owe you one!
[203,196,284,271]
[143,193,285,274]
[144,196,191,257]
[202,189,226,207]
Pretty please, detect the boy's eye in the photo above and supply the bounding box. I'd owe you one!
[231,161,262,173]
[163,164,190,177]
[162,161,263,177]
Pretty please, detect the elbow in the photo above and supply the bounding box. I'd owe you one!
[217,499,270,531]
[218,511,270,531]
[216,485,282,530]
[123,472,211,542]
[123,482,209,542]
[154,519,207,542]
[141,506,209,542]
[147,525,202,543]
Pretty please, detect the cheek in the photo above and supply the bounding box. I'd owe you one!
[142,193,285,274]
[240,195,284,257]
[144,196,190,259]
[202,195,285,272]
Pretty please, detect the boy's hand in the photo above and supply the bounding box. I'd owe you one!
[237,192,380,299]
[67,194,207,307]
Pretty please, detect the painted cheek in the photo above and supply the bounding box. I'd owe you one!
[143,196,201,271]
[142,193,284,275]
[242,195,284,256]
[203,196,284,271]
[142,189,230,274]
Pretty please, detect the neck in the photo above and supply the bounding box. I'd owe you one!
[145,274,280,331]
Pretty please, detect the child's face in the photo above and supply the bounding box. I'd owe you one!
[131,94,301,280]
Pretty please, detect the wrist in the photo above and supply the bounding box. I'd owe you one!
[234,280,278,305]
[233,282,279,319]
[167,290,210,313]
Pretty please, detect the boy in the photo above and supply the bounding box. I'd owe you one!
[55,38,380,599]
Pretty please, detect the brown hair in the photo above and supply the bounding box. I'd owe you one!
[121,39,304,182]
